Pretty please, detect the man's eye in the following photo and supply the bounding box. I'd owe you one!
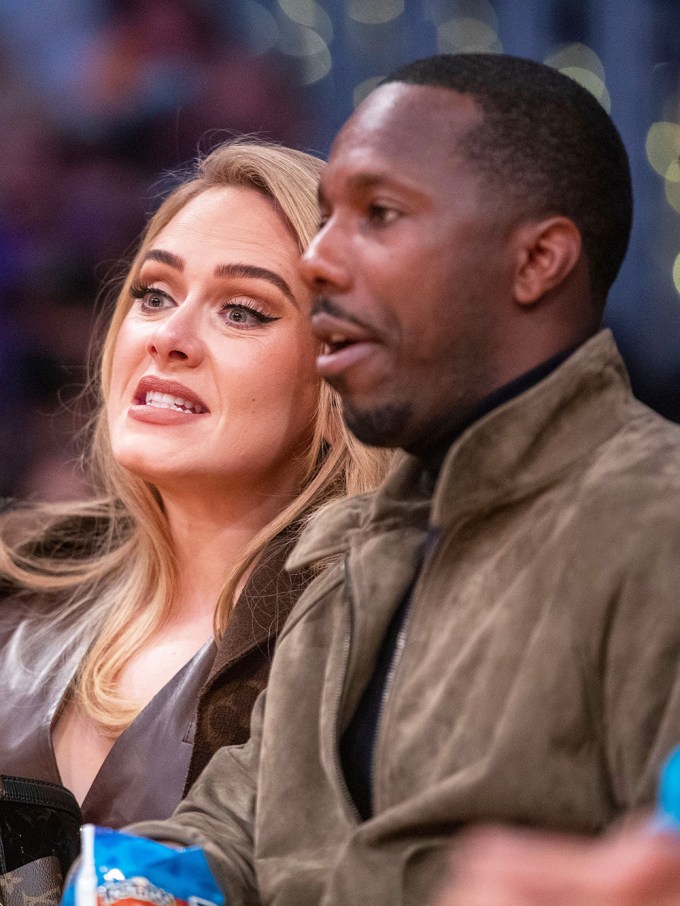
[367,205,399,225]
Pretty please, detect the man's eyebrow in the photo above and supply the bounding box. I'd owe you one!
[214,263,297,306]
[349,173,389,191]
[318,172,395,207]
[142,249,185,270]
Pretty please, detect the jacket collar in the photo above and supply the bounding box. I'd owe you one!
[430,329,632,528]
[209,522,314,681]
[289,330,632,568]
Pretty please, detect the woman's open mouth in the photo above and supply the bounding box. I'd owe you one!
[129,377,210,423]
[141,390,208,414]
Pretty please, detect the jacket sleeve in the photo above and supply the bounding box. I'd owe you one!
[127,690,266,906]
[593,498,680,813]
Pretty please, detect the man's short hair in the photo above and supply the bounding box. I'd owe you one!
[384,54,633,305]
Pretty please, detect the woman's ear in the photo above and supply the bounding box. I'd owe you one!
[512,217,583,306]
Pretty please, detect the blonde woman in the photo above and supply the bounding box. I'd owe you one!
[0,140,388,827]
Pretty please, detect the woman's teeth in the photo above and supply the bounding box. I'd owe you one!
[144,390,206,413]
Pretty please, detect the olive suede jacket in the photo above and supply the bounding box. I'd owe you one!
[0,524,312,825]
[131,331,680,906]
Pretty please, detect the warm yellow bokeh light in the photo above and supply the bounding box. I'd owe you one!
[665,178,680,215]
[545,42,606,81]
[673,253,680,296]
[278,24,331,84]
[346,0,404,26]
[646,122,680,181]
[278,0,333,44]
[353,76,384,108]
[544,44,610,112]
[437,16,501,54]
[559,66,611,112]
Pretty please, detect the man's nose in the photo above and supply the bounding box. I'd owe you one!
[146,307,205,366]
[299,219,351,294]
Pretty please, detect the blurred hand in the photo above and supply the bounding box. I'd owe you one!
[431,824,680,906]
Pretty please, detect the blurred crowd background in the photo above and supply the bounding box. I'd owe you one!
[0,0,679,501]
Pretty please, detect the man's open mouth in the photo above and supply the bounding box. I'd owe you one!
[326,332,359,354]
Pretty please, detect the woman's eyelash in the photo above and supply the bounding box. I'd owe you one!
[220,301,280,324]
[130,281,161,300]
[129,283,280,324]
[130,282,171,312]
[130,281,147,299]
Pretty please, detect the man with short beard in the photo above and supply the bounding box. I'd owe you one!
[130,54,680,906]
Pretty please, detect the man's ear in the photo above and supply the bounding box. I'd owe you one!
[512,217,583,306]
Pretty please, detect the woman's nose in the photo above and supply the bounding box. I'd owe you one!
[146,307,205,366]
[299,219,351,295]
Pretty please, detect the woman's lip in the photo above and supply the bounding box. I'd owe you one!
[127,403,209,426]
[133,376,210,412]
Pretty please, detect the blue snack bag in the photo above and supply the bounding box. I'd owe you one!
[653,745,680,834]
[61,826,224,906]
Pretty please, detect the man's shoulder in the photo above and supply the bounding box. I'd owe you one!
[558,401,680,572]
[590,395,680,491]
[287,489,381,574]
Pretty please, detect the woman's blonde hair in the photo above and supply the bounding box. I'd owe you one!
[0,140,390,734]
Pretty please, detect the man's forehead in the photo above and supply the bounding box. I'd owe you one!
[329,82,482,165]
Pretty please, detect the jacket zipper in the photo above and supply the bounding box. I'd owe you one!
[370,527,441,814]
[333,555,362,824]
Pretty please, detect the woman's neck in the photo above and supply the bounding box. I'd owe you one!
[160,487,296,622]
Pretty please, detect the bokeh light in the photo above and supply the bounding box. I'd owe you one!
[428,0,496,26]
[545,42,605,80]
[665,178,680,215]
[544,43,611,112]
[673,252,680,296]
[278,23,331,84]
[278,0,333,45]
[433,0,500,53]
[437,17,501,54]
[239,0,280,54]
[559,66,610,111]
[346,0,404,26]
[646,122,680,182]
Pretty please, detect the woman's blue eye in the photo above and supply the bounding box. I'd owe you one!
[130,282,172,311]
[227,306,254,323]
[222,303,279,326]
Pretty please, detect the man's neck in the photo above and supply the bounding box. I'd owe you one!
[419,343,581,485]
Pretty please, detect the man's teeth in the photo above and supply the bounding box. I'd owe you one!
[329,333,353,349]
[144,390,206,413]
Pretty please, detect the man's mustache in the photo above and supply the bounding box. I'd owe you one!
[310,297,369,332]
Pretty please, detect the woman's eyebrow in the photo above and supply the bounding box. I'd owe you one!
[214,262,297,306]
[142,249,184,270]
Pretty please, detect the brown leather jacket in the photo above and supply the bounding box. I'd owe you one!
[0,523,313,826]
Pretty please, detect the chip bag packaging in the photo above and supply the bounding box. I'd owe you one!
[61,825,224,906]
